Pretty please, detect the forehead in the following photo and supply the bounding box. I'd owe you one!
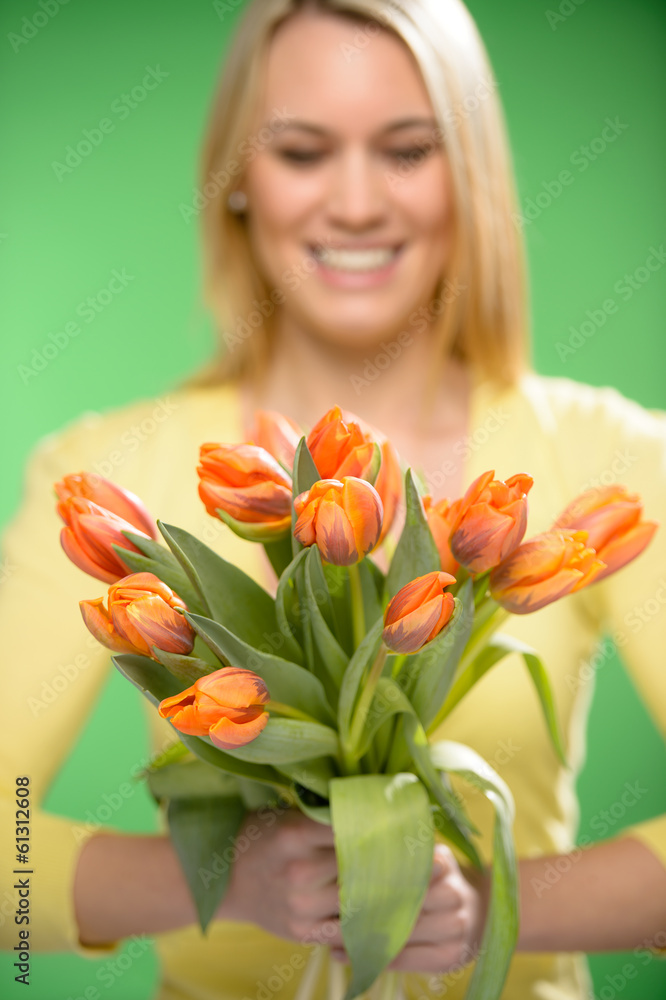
[256,9,435,132]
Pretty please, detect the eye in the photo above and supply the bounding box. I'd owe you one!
[386,144,437,165]
[276,149,326,165]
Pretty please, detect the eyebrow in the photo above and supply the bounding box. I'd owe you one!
[274,116,439,137]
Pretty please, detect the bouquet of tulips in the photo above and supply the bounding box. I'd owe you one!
[54,405,657,1000]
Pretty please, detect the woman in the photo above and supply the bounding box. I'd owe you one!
[1,0,665,998]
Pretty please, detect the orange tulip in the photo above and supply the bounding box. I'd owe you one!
[80,572,195,657]
[552,485,658,582]
[55,472,157,539]
[250,410,302,470]
[158,667,269,750]
[449,470,534,575]
[58,496,152,584]
[383,571,457,654]
[307,406,401,541]
[489,530,605,614]
[293,477,383,566]
[423,495,462,575]
[197,442,292,539]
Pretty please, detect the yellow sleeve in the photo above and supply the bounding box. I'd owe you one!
[592,394,666,874]
[540,378,666,874]
[0,425,119,954]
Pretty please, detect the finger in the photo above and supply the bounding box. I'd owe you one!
[430,843,456,882]
[277,816,336,856]
[286,851,339,889]
[288,882,341,922]
[282,811,336,841]
[402,906,468,946]
[388,941,471,974]
[421,875,468,914]
[301,917,345,950]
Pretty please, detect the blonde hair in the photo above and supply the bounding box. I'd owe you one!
[192,0,531,389]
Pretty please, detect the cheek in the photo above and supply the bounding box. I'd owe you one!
[245,156,322,239]
[394,159,453,247]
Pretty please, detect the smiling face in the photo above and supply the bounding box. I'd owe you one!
[240,7,454,351]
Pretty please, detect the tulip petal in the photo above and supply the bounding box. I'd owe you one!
[127,596,194,655]
[61,528,120,584]
[595,520,659,580]
[491,569,584,614]
[208,708,269,749]
[383,595,446,654]
[196,667,269,709]
[80,598,139,654]
[315,499,358,565]
[342,477,383,557]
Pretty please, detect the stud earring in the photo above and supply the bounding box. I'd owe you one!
[227,190,248,214]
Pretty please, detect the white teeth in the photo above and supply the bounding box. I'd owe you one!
[313,247,398,272]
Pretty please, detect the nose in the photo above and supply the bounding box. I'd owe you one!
[326,146,388,230]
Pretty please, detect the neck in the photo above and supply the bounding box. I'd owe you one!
[240,311,472,443]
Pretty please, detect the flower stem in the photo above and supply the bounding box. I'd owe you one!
[347,643,388,759]
[425,603,510,736]
[266,700,321,725]
[348,562,365,650]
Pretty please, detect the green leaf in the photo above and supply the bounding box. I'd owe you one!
[158,522,279,646]
[150,648,214,686]
[358,558,383,624]
[292,437,320,557]
[337,618,384,746]
[274,548,308,666]
[222,717,339,764]
[113,536,205,614]
[323,562,354,656]
[112,653,183,707]
[429,741,518,1000]
[167,795,246,932]
[185,613,336,726]
[146,758,242,800]
[293,436,320,495]
[263,532,295,579]
[278,756,336,799]
[404,578,475,728]
[303,548,349,691]
[386,469,440,598]
[330,773,433,998]
[366,677,481,849]
[177,731,286,786]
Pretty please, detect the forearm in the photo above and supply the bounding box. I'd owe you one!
[74,831,212,945]
[517,835,666,952]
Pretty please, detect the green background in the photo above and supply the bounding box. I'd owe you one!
[1,0,665,997]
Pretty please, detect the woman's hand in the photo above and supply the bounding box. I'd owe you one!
[330,843,490,973]
[219,807,345,950]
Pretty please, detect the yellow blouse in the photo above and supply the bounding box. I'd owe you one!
[1,373,665,1000]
